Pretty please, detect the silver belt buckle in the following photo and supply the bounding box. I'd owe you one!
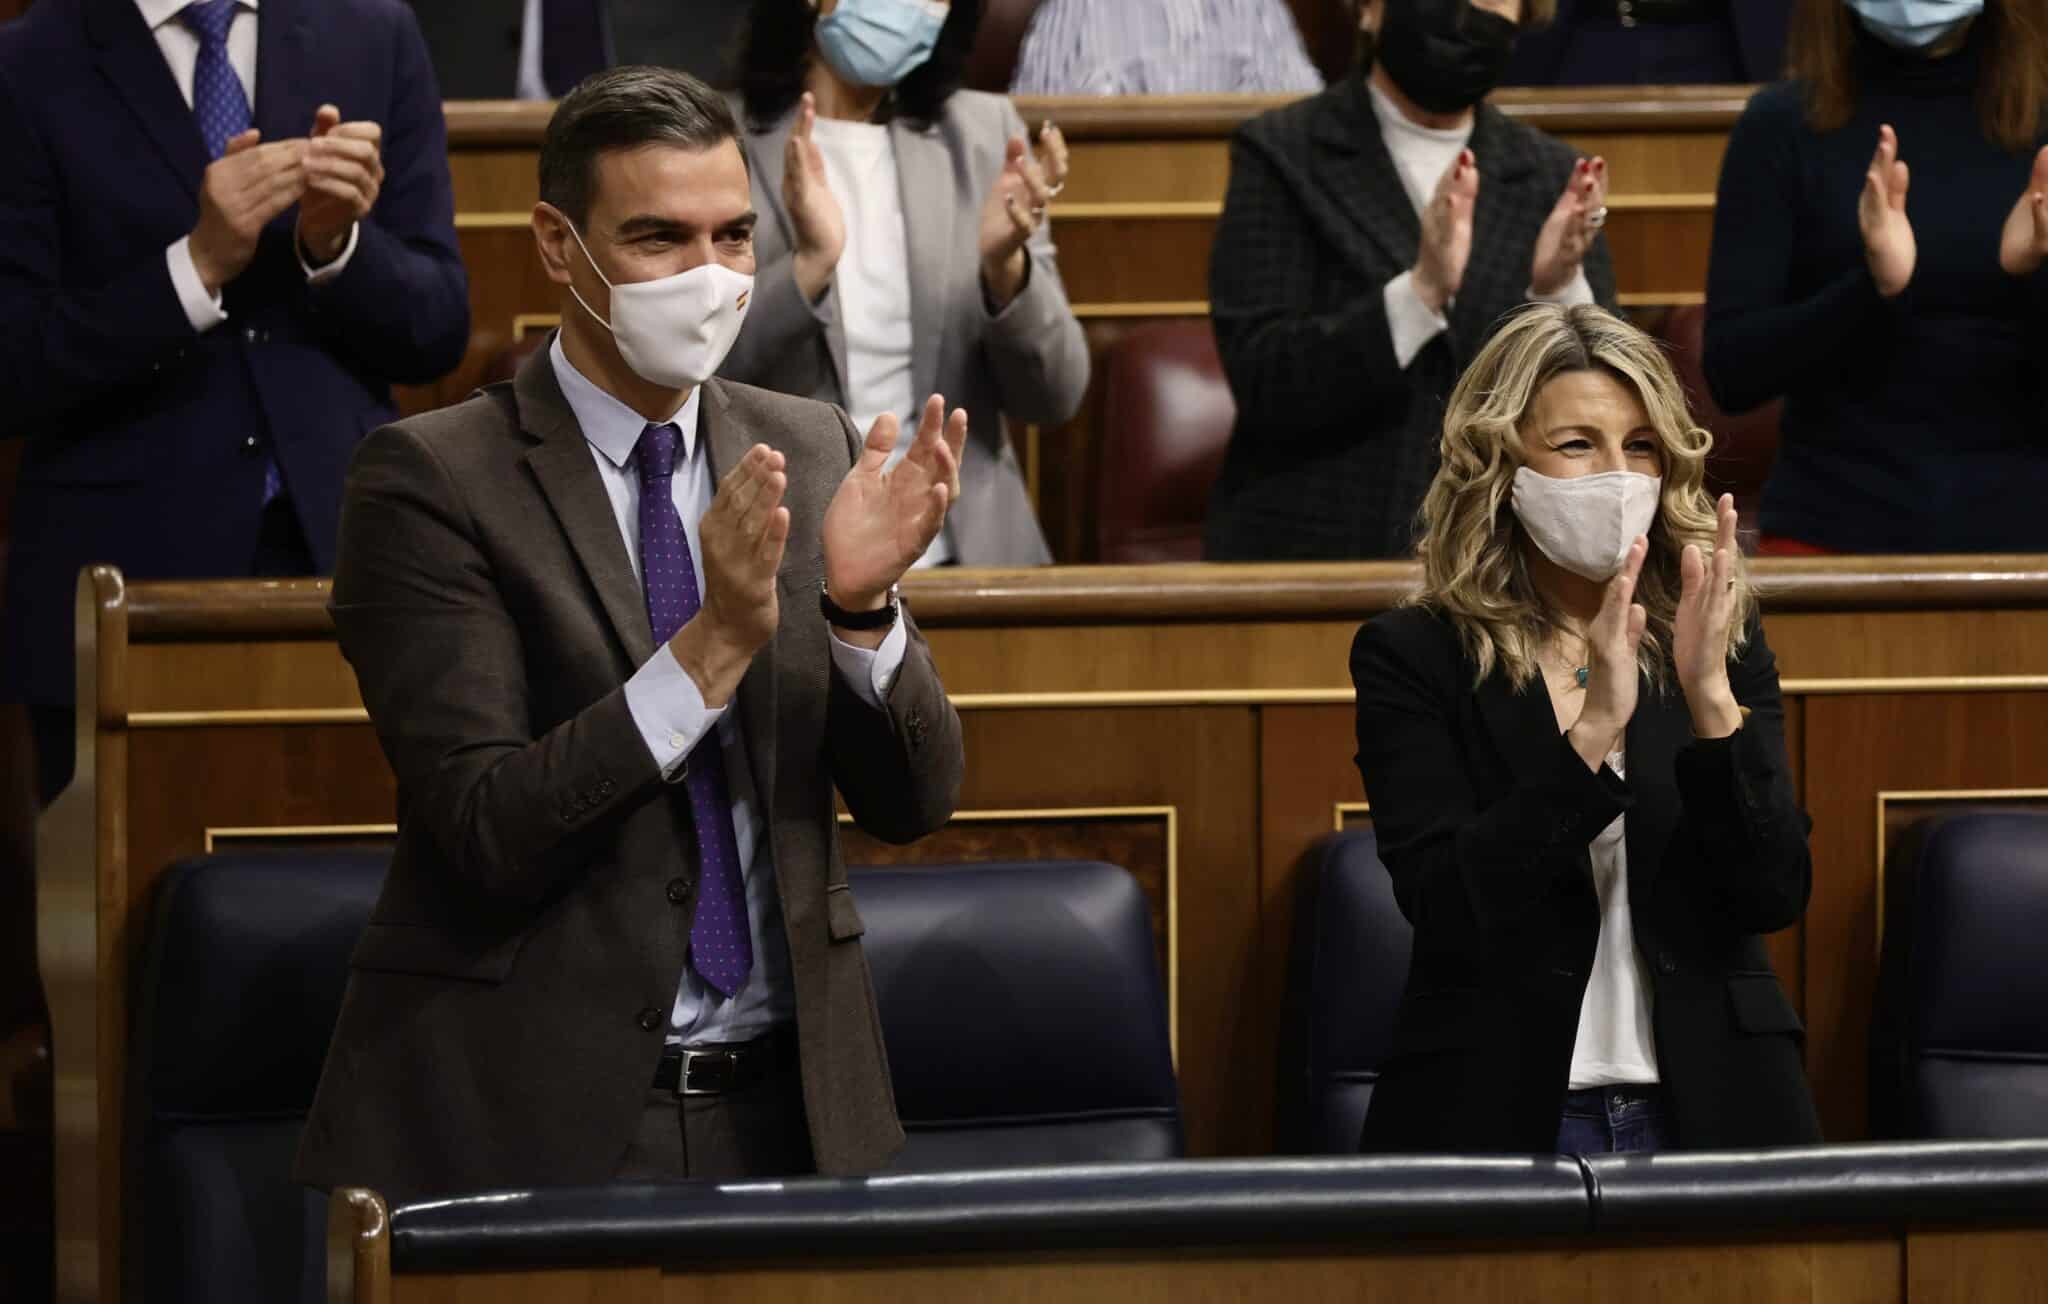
[678,1046,737,1096]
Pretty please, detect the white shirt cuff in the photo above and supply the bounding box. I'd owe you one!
[1529,268,1595,307]
[624,643,726,779]
[828,615,907,708]
[166,237,228,333]
[299,222,361,284]
[1384,270,1449,370]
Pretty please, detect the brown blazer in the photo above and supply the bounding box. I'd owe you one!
[293,345,964,1203]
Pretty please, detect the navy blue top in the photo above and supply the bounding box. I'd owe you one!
[1703,22,2048,553]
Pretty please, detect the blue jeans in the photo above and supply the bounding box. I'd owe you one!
[1557,1085,1674,1154]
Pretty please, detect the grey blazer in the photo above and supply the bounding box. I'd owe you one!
[295,347,964,1202]
[722,90,1089,566]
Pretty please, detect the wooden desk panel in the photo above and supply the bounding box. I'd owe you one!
[43,558,2048,1303]
[365,1229,2019,1304]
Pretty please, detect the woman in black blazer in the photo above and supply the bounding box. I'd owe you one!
[1205,0,1619,561]
[1352,303,1821,1155]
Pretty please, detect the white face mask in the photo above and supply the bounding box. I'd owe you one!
[563,219,753,391]
[1844,0,1982,50]
[1510,467,1662,582]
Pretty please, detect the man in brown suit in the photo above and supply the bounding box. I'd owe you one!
[295,66,966,1202]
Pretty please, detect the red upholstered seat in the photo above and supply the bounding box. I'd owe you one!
[1655,303,1782,543]
[1094,320,1237,564]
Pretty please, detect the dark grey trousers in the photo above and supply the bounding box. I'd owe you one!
[615,1056,816,1182]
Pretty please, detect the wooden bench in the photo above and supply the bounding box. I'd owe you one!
[39,555,2048,1301]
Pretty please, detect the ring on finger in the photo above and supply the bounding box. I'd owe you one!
[1030,205,1047,220]
[1046,181,1065,197]
[1586,205,1610,230]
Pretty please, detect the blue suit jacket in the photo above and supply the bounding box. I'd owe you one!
[0,0,468,706]
[1507,0,1790,84]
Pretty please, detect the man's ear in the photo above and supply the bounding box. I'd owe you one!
[532,203,575,286]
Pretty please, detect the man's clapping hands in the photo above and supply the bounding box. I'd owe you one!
[186,103,385,293]
[298,104,386,263]
[669,396,968,703]
[822,394,967,643]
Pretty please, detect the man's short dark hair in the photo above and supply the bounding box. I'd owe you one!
[539,66,742,226]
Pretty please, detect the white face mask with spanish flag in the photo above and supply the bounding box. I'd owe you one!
[565,219,754,391]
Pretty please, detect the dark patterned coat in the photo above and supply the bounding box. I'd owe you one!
[1205,78,1617,561]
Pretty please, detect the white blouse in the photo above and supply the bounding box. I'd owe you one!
[1566,748,1662,1089]
[809,115,954,567]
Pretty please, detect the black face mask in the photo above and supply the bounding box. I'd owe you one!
[1376,0,1518,115]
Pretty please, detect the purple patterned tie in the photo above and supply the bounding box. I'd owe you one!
[180,0,251,159]
[180,0,282,506]
[637,423,753,998]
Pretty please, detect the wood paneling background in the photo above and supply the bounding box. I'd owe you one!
[31,559,2048,1301]
[384,1234,1925,1304]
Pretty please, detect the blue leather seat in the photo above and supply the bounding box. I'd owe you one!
[1871,812,2048,1140]
[1278,830,1414,1154]
[131,849,388,1304]
[851,860,1183,1168]
[128,851,1178,1299]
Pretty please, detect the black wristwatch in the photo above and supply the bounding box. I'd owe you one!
[819,580,900,631]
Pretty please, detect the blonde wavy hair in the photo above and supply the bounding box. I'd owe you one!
[1413,302,1754,692]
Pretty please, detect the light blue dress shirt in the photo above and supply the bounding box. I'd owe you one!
[550,336,907,1044]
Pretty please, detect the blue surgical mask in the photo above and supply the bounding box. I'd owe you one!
[1845,0,1983,50]
[815,0,949,88]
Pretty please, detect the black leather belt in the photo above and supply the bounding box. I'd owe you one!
[653,1025,797,1097]
[1582,0,1725,25]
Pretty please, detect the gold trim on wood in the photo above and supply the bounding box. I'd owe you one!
[130,708,371,728]
[1070,300,1210,320]
[1872,788,2048,959]
[1618,292,1707,308]
[1052,200,1220,220]
[1332,801,1372,834]
[114,558,2048,635]
[41,566,128,1303]
[948,690,1354,710]
[837,804,1180,1062]
[203,824,400,853]
[326,1188,391,1304]
[512,313,560,341]
[123,675,2048,729]
[442,88,1762,146]
[455,199,1241,228]
[1604,192,1716,211]
[1021,194,1711,223]
[1780,676,2048,696]
[453,211,534,229]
